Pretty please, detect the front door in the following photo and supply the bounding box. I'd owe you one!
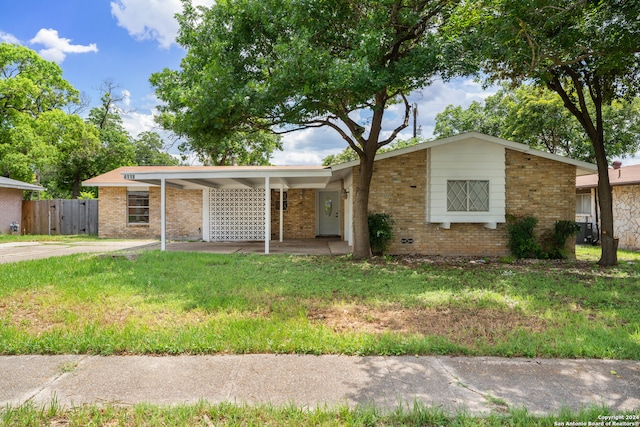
[318,190,340,236]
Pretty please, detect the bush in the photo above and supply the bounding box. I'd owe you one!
[542,220,581,259]
[368,212,395,256]
[507,216,580,260]
[506,215,544,259]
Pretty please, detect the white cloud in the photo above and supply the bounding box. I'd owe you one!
[0,31,20,44]
[121,109,159,138]
[29,29,98,63]
[110,0,214,49]
[121,89,132,109]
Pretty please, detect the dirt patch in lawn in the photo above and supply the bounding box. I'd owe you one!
[308,304,547,346]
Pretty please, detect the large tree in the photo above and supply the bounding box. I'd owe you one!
[0,43,81,183]
[434,84,640,163]
[152,0,463,258]
[133,131,181,166]
[455,0,640,266]
[155,110,282,166]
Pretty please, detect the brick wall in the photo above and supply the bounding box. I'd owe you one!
[270,189,317,239]
[505,149,577,250]
[98,187,203,240]
[0,188,23,234]
[357,148,577,257]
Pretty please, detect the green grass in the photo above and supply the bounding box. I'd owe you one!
[0,234,104,243]
[1,245,639,358]
[0,400,632,426]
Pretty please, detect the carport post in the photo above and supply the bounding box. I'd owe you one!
[279,184,284,243]
[161,178,166,251]
[264,176,270,254]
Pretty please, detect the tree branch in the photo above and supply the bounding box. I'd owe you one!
[377,92,410,148]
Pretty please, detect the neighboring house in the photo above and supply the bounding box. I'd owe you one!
[83,132,596,256]
[576,162,640,250]
[0,177,45,234]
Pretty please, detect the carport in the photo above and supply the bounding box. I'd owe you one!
[120,167,335,254]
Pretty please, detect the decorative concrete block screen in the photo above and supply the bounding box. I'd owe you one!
[209,188,265,240]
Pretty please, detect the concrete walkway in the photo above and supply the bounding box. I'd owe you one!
[1,355,639,416]
[145,238,351,256]
[0,238,350,264]
[0,240,157,264]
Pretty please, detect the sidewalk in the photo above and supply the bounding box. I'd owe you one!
[1,355,638,415]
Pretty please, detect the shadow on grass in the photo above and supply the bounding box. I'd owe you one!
[1,249,639,357]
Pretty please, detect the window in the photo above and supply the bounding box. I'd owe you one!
[576,192,591,215]
[127,191,149,224]
[272,190,288,211]
[447,180,490,212]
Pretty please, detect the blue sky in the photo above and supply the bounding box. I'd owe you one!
[1,0,496,165]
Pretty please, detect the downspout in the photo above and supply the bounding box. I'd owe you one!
[593,187,600,244]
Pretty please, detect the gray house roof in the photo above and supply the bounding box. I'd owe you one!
[0,177,45,191]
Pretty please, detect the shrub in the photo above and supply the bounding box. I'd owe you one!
[506,215,543,259]
[368,212,395,256]
[508,216,580,260]
[542,220,581,259]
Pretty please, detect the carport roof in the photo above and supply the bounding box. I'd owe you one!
[82,165,335,190]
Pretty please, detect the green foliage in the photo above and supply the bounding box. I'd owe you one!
[0,46,179,198]
[323,137,426,166]
[434,83,640,163]
[542,220,581,260]
[508,216,580,260]
[133,131,180,166]
[0,43,82,184]
[506,216,543,259]
[78,191,96,200]
[368,212,395,256]
[2,400,631,426]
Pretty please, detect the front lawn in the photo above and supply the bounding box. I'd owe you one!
[1,246,638,358]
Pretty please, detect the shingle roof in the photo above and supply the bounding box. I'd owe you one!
[576,163,640,188]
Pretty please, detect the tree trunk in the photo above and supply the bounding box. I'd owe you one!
[593,140,618,266]
[352,152,376,259]
[72,176,81,199]
[547,74,618,266]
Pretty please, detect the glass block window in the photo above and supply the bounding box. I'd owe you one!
[127,191,150,224]
[447,180,490,212]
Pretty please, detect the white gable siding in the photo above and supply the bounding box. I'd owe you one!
[427,138,506,224]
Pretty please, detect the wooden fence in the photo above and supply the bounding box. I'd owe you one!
[21,199,98,235]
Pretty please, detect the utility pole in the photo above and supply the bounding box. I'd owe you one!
[412,103,418,138]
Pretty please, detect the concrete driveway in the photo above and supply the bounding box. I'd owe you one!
[0,240,157,264]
